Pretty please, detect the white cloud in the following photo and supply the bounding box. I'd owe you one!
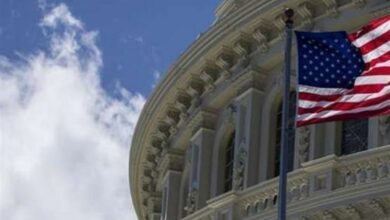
[0,3,143,220]
[40,3,82,29]
[152,70,161,88]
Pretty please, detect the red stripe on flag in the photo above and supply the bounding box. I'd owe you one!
[298,92,390,114]
[364,50,390,69]
[298,92,341,102]
[362,67,390,76]
[358,29,390,55]
[348,15,390,41]
[297,106,390,127]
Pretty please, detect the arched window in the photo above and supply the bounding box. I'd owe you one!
[274,92,296,177]
[223,131,235,193]
[341,119,368,155]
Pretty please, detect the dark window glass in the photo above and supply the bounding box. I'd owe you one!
[274,92,296,177]
[223,132,235,193]
[341,119,368,155]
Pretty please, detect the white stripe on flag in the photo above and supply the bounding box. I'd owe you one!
[352,19,390,47]
[298,85,347,95]
[362,41,390,63]
[297,98,390,121]
[355,75,390,85]
[362,60,390,74]
[299,84,390,109]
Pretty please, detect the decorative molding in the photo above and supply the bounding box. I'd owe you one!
[322,210,337,220]
[352,0,366,8]
[188,109,217,135]
[164,106,181,135]
[345,205,361,220]
[368,199,385,217]
[156,121,171,140]
[297,2,314,30]
[273,13,286,38]
[186,77,205,108]
[184,188,198,215]
[233,142,247,190]
[214,46,236,79]
[252,27,270,53]
[297,126,311,165]
[379,115,390,137]
[200,62,220,91]
[157,150,184,176]
[322,0,339,17]
[223,104,237,124]
[232,33,252,57]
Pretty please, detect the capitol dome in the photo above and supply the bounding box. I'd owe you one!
[129,0,390,219]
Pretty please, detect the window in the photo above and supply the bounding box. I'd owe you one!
[223,132,235,193]
[274,92,296,177]
[341,119,368,155]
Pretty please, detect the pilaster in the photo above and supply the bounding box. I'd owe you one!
[324,122,342,156]
[234,87,263,189]
[190,128,215,210]
[161,170,182,220]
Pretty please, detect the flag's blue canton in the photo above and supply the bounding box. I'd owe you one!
[296,31,365,89]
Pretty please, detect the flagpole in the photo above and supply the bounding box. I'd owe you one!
[277,8,294,220]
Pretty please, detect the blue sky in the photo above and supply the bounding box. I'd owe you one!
[0,0,219,95]
[0,1,219,219]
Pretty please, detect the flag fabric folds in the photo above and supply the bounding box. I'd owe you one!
[296,15,390,127]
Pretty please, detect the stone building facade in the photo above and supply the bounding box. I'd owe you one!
[129,0,390,219]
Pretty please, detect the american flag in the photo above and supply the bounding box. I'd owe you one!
[296,15,390,127]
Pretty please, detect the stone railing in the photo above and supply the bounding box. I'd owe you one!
[237,169,309,219]
[336,145,390,189]
[183,145,390,220]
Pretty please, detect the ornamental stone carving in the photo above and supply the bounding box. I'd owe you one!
[379,115,390,137]
[322,210,336,220]
[297,2,314,30]
[321,0,339,17]
[352,0,366,8]
[186,77,204,108]
[156,121,171,140]
[175,90,192,121]
[368,199,385,217]
[223,104,236,124]
[252,27,269,53]
[165,106,181,135]
[146,194,162,215]
[233,141,247,190]
[200,64,219,92]
[345,205,361,220]
[232,33,252,57]
[215,47,235,79]
[273,14,286,38]
[297,126,310,164]
[184,188,198,215]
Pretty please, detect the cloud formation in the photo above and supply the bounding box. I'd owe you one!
[0,3,143,220]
